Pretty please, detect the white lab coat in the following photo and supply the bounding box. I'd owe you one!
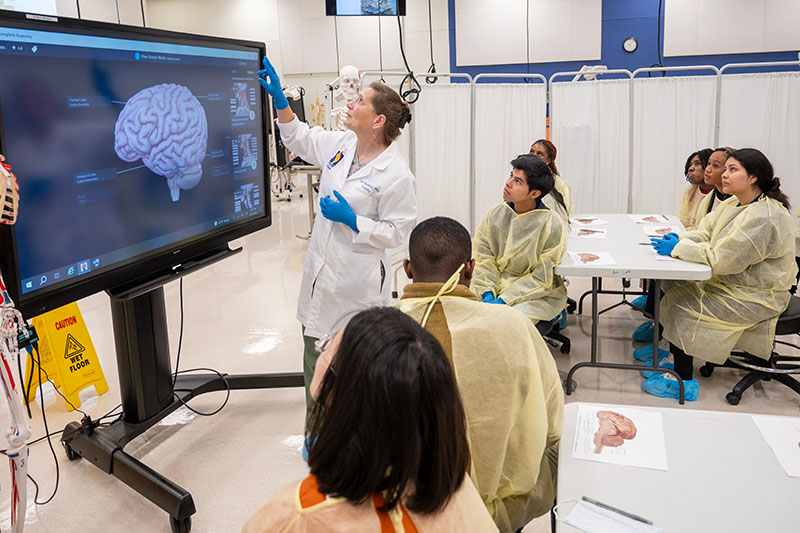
[278,118,417,338]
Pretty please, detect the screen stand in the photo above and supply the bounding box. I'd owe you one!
[59,247,304,533]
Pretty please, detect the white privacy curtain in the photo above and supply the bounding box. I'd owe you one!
[474,83,547,227]
[719,72,800,215]
[550,79,631,214]
[631,75,717,214]
[412,83,473,230]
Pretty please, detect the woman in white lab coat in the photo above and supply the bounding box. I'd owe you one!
[258,58,417,419]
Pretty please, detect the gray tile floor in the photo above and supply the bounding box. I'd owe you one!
[5,190,798,532]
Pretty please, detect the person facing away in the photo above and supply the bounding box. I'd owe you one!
[472,154,568,324]
[243,307,498,533]
[678,148,713,230]
[397,216,564,533]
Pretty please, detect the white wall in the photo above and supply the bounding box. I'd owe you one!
[455,0,601,66]
[665,0,800,57]
[145,0,449,122]
[7,0,145,24]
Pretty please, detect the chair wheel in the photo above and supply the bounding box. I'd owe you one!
[170,516,191,533]
[566,301,577,314]
[725,392,740,406]
[699,365,714,378]
[62,442,81,461]
[560,342,570,354]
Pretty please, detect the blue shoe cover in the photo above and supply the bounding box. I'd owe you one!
[558,309,567,330]
[631,295,648,311]
[641,362,674,379]
[642,373,699,401]
[632,320,654,342]
[633,344,670,362]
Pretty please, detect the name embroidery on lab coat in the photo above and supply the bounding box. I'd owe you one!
[327,151,344,170]
[359,181,380,195]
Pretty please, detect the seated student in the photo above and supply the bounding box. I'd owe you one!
[397,216,563,533]
[530,139,572,216]
[632,148,714,337]
[243,308,498,533]
[642,148,797,400]
[694,147,733,227]
[678,148,714,230]
[473,154,569,325]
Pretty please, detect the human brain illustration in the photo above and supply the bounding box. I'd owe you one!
[114,84,208,201]
[593,410,637,454]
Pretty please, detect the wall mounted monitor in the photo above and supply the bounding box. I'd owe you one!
[326,0,406,16]
[0,10,272,317]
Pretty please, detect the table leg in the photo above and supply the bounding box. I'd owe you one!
[565,277,686,405]
[306,172,315,237]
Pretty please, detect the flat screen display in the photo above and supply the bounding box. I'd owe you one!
[0,12,271,314]
[326,0,405,16]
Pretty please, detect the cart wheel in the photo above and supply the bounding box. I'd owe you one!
[62,442,81,461]
[699,365,714,378]
[725,392,740,406]
[170,516,191,533]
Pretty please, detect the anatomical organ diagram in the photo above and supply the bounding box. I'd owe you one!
[593,410,637,454]
[114,83,208,201]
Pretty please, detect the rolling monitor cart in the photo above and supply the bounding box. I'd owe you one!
[0,11,303,532]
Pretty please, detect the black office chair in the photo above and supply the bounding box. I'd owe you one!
[537,317,571,354]
[699,295,800,405]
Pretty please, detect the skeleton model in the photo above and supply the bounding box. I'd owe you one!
[329,65,360,131]
[0,156,31,533]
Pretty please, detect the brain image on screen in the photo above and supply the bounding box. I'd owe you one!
[114,83,208,201]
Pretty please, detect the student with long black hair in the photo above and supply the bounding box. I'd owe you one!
[643,148,797,401]
[243,308,497,532]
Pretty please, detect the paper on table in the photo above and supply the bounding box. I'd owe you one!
[642,225,682,237]
[571,216,610,226]
[572,403,669,471]
[629,214,671,225]
[571,227,607,239]
[568,251,617,266]
[752,415,800,477]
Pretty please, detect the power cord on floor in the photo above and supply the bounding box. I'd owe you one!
[171,278,231,416]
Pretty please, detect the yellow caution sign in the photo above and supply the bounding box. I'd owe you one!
[27,302,108,411]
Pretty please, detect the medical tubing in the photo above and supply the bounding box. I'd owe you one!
[396,16,422,104]
[425,0,437,84]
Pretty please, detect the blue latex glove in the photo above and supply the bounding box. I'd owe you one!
[650,233,679,256]
[320,190,358,232]
[482,291,494,302]
[257,56,289,110]
[488,297,505,305]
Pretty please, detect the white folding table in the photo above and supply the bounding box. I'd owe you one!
[555,214,711,403]
[557,402,800,532]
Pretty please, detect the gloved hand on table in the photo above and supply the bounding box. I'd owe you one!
[650,232,679,256]
[320,190,358,232]
[257,56,289,110]
[482,291,494,302]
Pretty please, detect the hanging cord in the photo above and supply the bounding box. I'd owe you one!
[397,15,422,104]
[378,15,385,82]
[140,0,146,26]
[648,0,665,77]
[424,0,437,84]
[75,0,81,18]
[523,0,533,83]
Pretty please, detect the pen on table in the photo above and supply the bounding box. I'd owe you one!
[661,215,669,222]
[581,496,653,525]
[639,242,654,245]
